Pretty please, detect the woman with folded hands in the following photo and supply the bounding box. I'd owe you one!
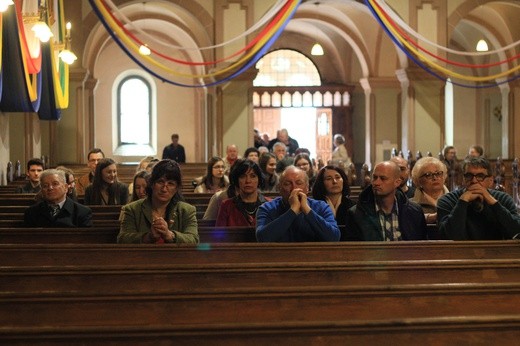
[118,159,199,244]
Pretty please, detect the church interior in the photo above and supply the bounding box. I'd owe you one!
[1,0,520,344]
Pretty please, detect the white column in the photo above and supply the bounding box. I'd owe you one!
[498,80,510,158]
[0,113,9,185]
[359,78,372,167]
[396,69,410,154]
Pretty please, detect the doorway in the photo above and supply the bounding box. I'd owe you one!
[254,107,332,163]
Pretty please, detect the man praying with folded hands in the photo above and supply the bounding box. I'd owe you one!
[437,157,520,240]
[256,165,340,242]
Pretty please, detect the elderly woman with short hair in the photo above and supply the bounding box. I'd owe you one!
[410,157,449,224]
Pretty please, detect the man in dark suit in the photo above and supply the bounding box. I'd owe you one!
[24,169,93,227]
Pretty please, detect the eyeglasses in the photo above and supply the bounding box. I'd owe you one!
[463,173,490,182]
[155,179,177,189]
[420,171,444,180]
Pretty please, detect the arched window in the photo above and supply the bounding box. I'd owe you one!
[113,71,156,156]
[253,49,321,86]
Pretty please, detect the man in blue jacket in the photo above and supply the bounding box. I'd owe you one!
[345,160,427,241]
[256,166,340,242]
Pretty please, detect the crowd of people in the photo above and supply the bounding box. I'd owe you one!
[14,132,520,243]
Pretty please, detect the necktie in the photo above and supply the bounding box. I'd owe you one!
[50,205,60,218]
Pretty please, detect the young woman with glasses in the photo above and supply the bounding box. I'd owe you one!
[194,156,229,194]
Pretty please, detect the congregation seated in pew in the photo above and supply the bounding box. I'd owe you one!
[345,161,427,241]
[84,158,129,206]
[256,166,340,242]
[118,159,199,244]
[15,158,44,194]
[311,165,355,227]
[23,169,92,228]
[438,157,520,240]
[193,156,229,194]
[409,157,449,226]
[215,159,269,228]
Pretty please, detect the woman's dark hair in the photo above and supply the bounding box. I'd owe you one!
[131,170,150,201]
[258,152,276,174]
[228,159,264,193]
[145,159,183,200]
[200,156,227,190]
[89,158,126,205]
[294,153,315,178]
[312,165,350,200]
[244,147,259,158]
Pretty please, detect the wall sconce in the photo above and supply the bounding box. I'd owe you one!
[311,43,324,56]
[476,39,489,52]
[58,22,77,64]
[0,0,14,13]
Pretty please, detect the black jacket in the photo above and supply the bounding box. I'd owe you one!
[24,197,93,227]
[345,186,427,241]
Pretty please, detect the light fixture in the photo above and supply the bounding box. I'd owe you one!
[476,39,489,52]
[58,22,77,64]
[311,43,324,56]
[139,44,151,56]
[28,0,54,43]
[0,0,14,12]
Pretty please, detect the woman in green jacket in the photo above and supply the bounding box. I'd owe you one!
[118,159,199,244]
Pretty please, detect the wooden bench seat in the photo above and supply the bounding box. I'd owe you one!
[2,282,520,329]
[2,315,520,345]
[3,259,520,296]
[0,226,256,243]
[1,241,519,267]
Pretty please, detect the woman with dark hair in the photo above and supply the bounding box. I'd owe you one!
[130,170,150,202]
[294,153,317,189]
[84,158,129,205]
[216,159,268,227]
[312,165,355,226]
[118,159,199,244]
[258,152,279,192]
[194,156,229,193]
[243,147,260,163]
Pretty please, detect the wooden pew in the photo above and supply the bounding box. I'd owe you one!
[0,226,256,243]
[4,258,520,296]
[2,282,520,330]
[1,316,520,345]
[2,241,520,267]
[2,241,520,344]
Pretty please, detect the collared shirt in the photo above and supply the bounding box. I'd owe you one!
[375,197,402,241]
